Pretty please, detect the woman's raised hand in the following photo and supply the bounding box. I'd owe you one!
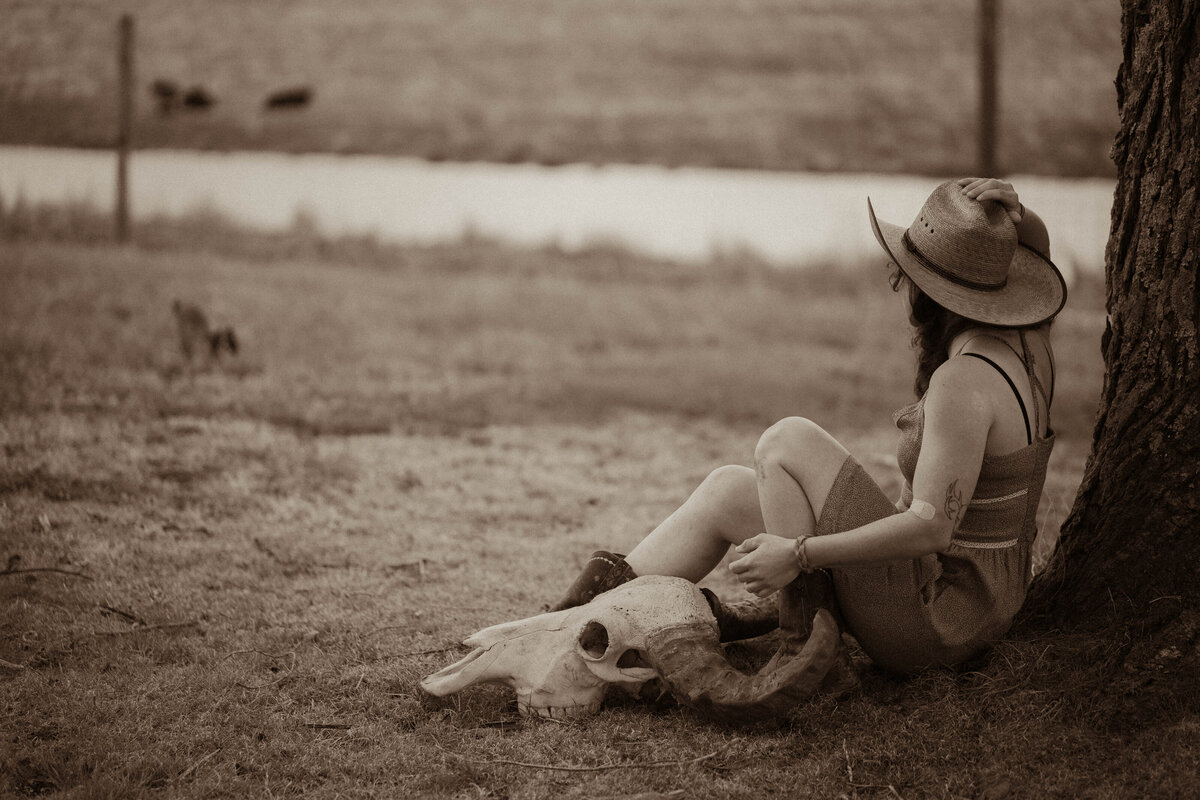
[728,533,801,598]
[957,177,1024,223]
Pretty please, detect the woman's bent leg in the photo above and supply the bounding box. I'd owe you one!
[625,465,764,582]
[754,417,851,542]
[627,418,851,582]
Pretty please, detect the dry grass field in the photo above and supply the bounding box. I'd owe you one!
[0,0,1120,176]
[4,3,1192,796]
[6,206,1197,799]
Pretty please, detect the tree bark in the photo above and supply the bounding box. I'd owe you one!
[1030,2,1200,631]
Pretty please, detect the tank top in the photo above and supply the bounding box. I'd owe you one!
[893,330,1055,573]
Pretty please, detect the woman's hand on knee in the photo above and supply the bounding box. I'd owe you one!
[728,533,801,597]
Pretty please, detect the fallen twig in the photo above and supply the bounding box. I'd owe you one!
[0,567,93,581]
[304,723,351,730]
[252,537,283,562]
[101,604,147,625]
[430,736,740,773]
[0,657,28,670]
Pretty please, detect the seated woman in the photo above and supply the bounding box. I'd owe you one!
[549,177,1066,674]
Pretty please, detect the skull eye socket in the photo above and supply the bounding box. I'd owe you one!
[578,621,609,659]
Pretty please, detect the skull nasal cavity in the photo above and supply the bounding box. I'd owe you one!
[617,649,652,669]
[579,621,609,658]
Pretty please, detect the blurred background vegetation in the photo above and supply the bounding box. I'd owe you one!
[0,0,1120,176]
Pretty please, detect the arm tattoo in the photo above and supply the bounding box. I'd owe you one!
[944,479,965,527]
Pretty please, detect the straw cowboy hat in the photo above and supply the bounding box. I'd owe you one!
[867,181,1067,327]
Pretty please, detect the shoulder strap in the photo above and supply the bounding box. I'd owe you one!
[961,352,1032,445]
[958,331,1053,438]
[955,332,1026,364]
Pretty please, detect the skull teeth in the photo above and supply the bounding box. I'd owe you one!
[519,700,602,719]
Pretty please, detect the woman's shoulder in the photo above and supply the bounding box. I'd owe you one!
[951,325,1055,369]
[924,356,997,418]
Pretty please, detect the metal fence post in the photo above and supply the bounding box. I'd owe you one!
[116,14,134,243]
[979,0,998,177]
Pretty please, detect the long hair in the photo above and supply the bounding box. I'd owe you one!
[907,284,974,398]
[907,283,1055,398]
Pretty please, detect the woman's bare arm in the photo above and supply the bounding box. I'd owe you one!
[729,359,993,596]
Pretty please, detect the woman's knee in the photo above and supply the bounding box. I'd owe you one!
[755,417,849,515]
[697,464,762,538]
[755,417,827,465]
[755,416,848,478]
[700,464,757,500]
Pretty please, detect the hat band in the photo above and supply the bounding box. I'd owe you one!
[902,231,1008,292]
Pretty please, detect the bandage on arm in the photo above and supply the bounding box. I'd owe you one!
[908,499,936,520]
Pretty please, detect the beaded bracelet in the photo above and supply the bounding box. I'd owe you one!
[793,533,815,573]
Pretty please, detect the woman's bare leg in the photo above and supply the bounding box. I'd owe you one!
[625,417,849,584]
[754,417,851,542]
[624,465,764,582]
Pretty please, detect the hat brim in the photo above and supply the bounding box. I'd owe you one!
[867,197,1067,327]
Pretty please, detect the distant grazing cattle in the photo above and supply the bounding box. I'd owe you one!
[264,86,313,109]
[151,79,178,114]
[182,86,215,110]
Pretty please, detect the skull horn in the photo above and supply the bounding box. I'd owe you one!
[644,608,840,725]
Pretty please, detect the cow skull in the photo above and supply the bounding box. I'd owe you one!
[421,575,841,723]
[421,575,713,718]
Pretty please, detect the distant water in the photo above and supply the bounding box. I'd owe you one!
[0,146,1112,280]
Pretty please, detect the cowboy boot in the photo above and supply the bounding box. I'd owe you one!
[700,588,780,643]
[703,567,836,644]
[781,569,838,639]
[772,570,859,697]
[547,550,637,611]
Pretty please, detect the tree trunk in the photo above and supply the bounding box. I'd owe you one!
[1030,2,1200,632]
